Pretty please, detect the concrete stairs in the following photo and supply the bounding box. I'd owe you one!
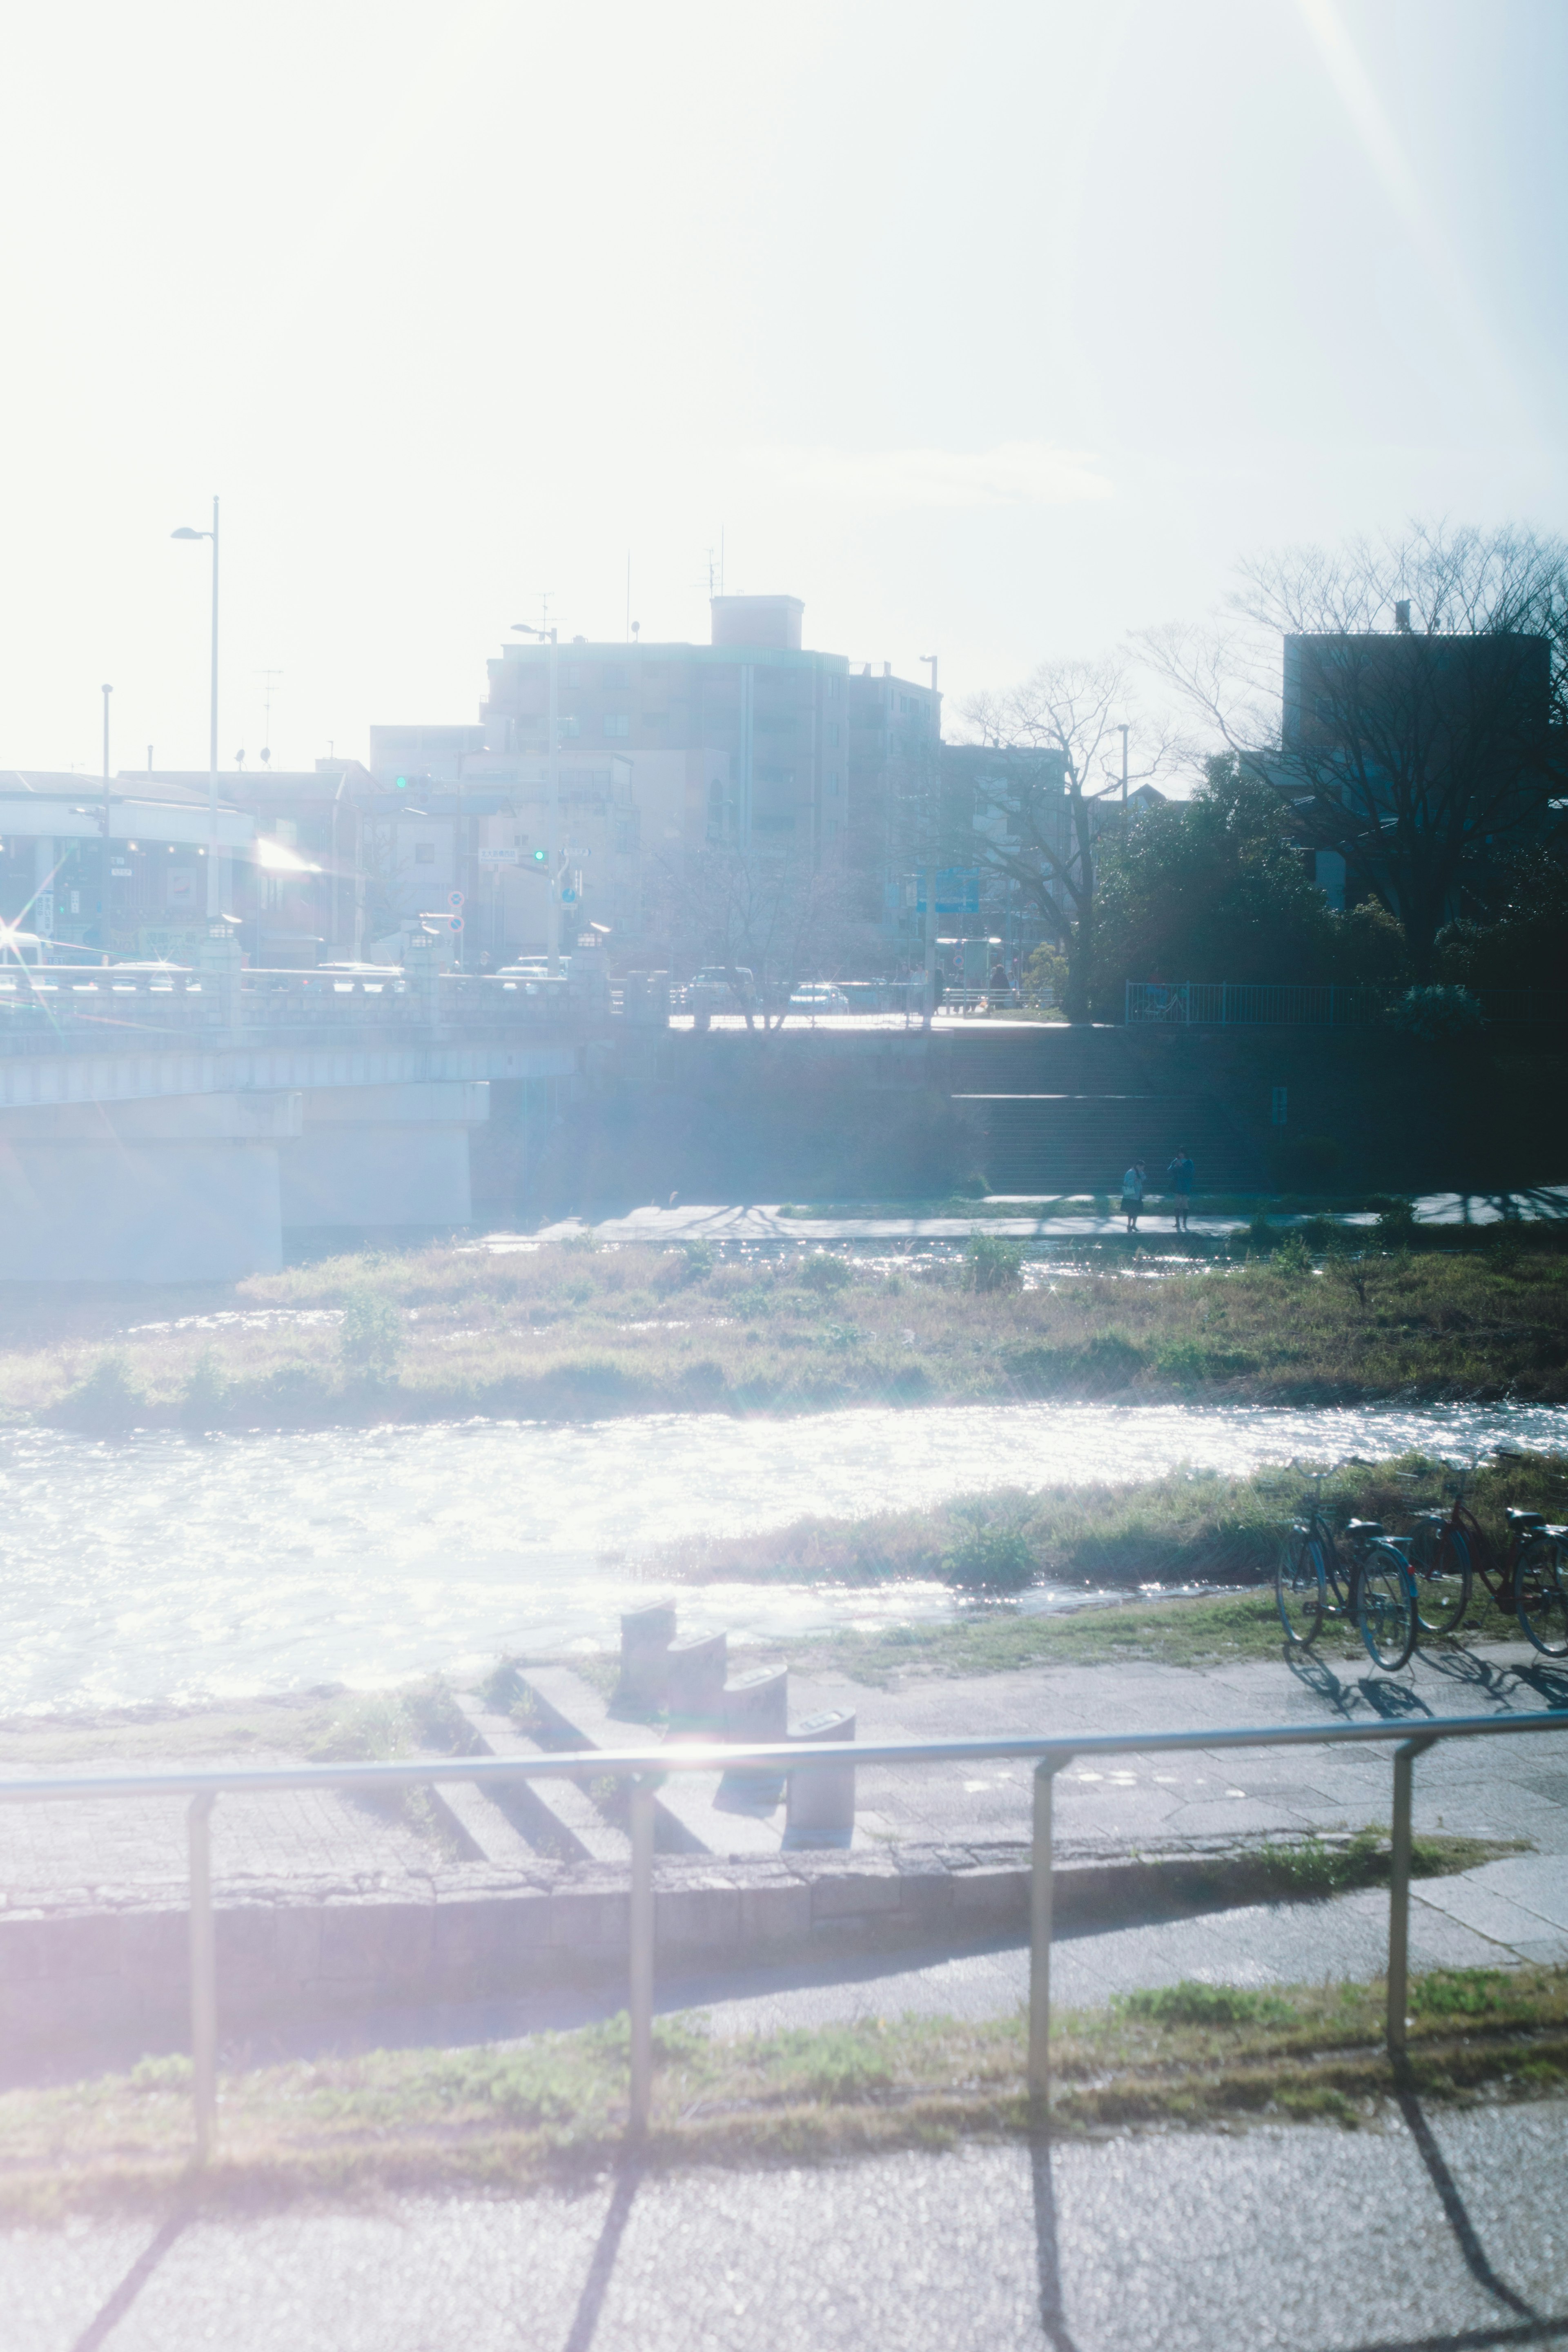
[517,1663,788,1861]
[452,1692,632,1866]
[943,1027,1266,1196]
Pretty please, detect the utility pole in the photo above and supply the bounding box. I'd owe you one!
[101,685,113,951]
[512,617,562,975]
[1119,722,1129,830]
[920,655,940,1024]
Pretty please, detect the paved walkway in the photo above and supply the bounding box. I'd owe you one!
[514,1186,1568,1248]
[13,2098,1566,2351]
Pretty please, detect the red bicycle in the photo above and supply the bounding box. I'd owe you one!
[1407,1455,1568,1657]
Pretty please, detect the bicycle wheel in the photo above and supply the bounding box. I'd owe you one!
[1410,1523,1472,1639]
[1357,1542,1418,1671]
[1276,1529,1325,1645]
[1515,1536,1568,1659]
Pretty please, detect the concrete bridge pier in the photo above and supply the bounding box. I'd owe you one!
[0,1094,299,1282]
[278,1080,490,1237]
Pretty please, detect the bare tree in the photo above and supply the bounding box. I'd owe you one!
[654,846,862,1030]
[953,656,1172,1022]
[1142,524,1568,976]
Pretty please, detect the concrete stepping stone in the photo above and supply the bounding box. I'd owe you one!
[452,1695,630,1867]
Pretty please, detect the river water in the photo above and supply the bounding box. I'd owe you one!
[7,1399,1568,1715]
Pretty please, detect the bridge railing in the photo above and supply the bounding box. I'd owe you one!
[1125,980,1568,1028]
[0,965,628,1051]
[4,1704,1561,2163]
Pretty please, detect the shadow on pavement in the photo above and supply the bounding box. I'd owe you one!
[1283,1651,1363,1717]
[1359,1677,1435,1721]
[1395,2089,1536,2322]
[70,2209,189,2352]
[559,2161,642,2352]
[1030,2136,1081,2352]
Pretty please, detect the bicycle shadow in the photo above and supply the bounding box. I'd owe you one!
[1282,1649,1361,1718]
[1423,1647,1522,1710]
[1509,1660,1568,1713]
[1357,1677,1434,1721]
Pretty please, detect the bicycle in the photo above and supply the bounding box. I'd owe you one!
[1276,1473,1419,1670]
[1405,1454,1568,1658]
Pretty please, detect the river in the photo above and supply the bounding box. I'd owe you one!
[6,1399,1568,1715]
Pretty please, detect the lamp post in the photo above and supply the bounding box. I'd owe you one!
[171,497,220,917]
[512,619,561,976]
[100,685,113,948]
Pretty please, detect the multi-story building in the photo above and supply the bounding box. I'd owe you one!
[370,598,941,964]
[0,769,253,958]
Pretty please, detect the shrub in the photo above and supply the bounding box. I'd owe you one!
[965,1233,1024,1292]
[1391,983,1484,1042]
[180,1348,231,1429]
[339,1289,405,1379]
[60,1353,143,1431]
[796,1252,852,1293]
[1371,1196,1417,1246]
[940,1501,1037,1590]
[1272,1233,1311,1279]
[655,1242,715,1292]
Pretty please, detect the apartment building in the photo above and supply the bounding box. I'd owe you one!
[370,597,941,962]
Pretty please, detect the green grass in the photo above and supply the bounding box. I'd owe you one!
[6,1966,1564,2219]
[9,1227,1568,1430]
[649,1448,1568,1618]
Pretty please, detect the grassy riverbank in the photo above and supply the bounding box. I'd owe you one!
[8,1226,1568,1430]
[659,1453,1568,1591]
[5,1966,1564,2218]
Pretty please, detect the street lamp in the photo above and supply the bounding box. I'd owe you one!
[511,619,561,976]
[172,497,220,917]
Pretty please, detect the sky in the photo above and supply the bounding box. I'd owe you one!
[0,0,1564,775]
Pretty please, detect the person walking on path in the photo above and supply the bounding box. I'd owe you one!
[1166,1146,1195,1234]
[1121,1160,1145,1232]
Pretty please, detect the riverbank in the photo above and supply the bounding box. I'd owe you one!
[10,1226,1568,1432]
[4,1967,1564,2219]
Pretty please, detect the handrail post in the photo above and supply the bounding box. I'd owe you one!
[188,1792,218,2163]
[1028,1756,1068,2116]
[628,1771,656,2135]
[1387,1736,1434,2060]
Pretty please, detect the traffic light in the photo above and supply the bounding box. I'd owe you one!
[394,776,408,790]
[532,846,548,864]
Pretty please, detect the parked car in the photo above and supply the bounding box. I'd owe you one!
[495,956,572,982]
[688,964,755,1009]
[788,981,850,1013]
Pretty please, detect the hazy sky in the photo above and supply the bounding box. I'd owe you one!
[1,0,1563,774]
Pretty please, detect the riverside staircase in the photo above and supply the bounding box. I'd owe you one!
[941,1025,1267,1197]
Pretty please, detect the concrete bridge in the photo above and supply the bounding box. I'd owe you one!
[0,947,660,1281]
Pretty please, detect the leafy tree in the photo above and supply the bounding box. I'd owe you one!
[1092,757,1335,997]
[1141,523,1568,977]
[1436,843,1568,991]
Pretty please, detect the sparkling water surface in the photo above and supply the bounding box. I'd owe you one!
[5,1399,1568,1715]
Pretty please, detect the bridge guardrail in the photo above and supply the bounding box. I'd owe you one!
[0,967,623,1051]
[4,1704,1561,2163]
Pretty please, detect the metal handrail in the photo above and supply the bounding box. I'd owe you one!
[7,1704,1563,2163]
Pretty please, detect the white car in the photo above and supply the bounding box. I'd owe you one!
[495,957,571,984]
[688,964,755,1008]
[788,981,850,1013]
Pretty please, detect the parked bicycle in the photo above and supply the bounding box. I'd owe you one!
[1276,1473,1419,1669]
[1405,1454,1568,1658]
